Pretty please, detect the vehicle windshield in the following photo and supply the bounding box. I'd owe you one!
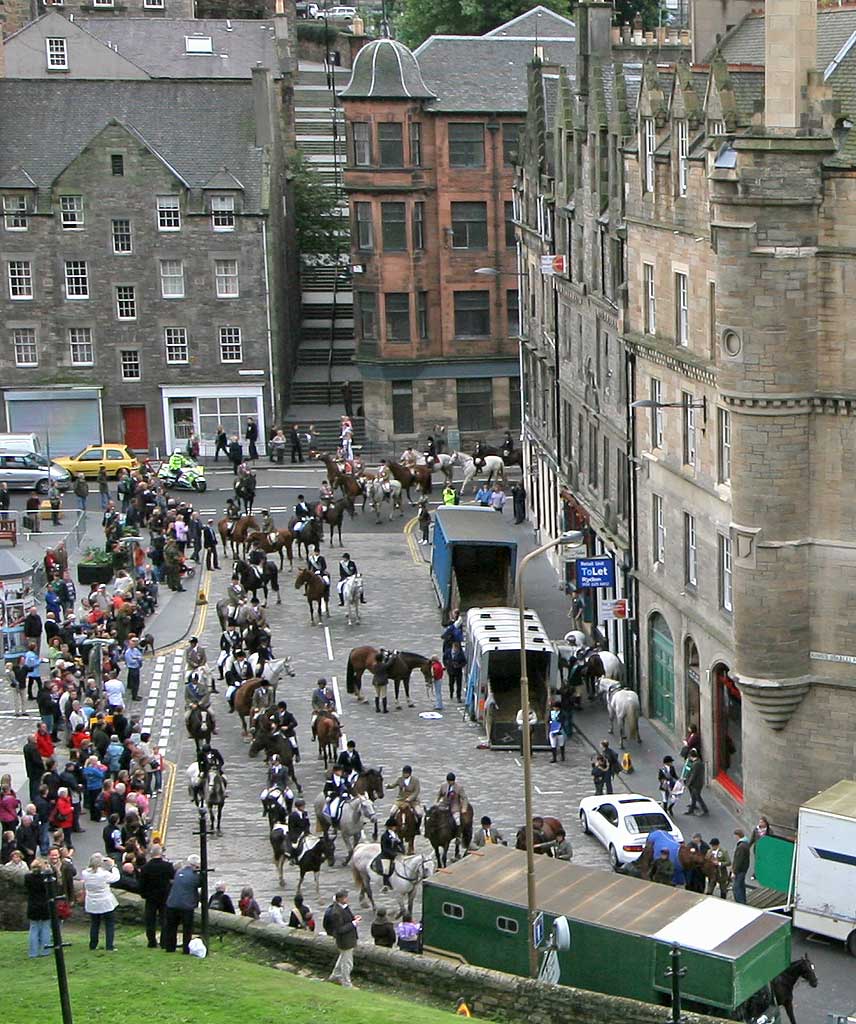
[624,812,671,834]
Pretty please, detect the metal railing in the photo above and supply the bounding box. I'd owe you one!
[5,508,89,596]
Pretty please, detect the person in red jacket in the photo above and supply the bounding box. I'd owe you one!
[34,725,54,763]
[51,788,75,848]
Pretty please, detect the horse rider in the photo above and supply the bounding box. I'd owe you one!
[293,494,312,534]
[337,552,366,606]
[197,738,225,776]
[272,700,300,762]
[501,431,515,459]
[245,596,267,627]
[218,626,242,679]
[224,496,240,521]
[336,739,363,786]
[437,772,469,829]
[471,815,507,848]
[259,509,275,536]
[268,752,288,789]
[185,672,210,709]
[249,681,273,730]
[386,765,423,832]
[287,798,311,859]
[400,446,417,470]
[323,764,352,825]
[319,479,335,502]
[378,817,405,891]
[425,435,437,466]
[308,546,330,588]
[377,459,392,495]
[311,679,338,738]
[226,575,246,607]
[186,636,216,694]
[225,649,252,712]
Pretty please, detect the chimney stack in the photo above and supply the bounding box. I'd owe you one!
[252,66,275,147]
[0,0,6,80]
[765,0,817,130]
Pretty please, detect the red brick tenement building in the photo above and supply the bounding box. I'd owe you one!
[340,8,576,445]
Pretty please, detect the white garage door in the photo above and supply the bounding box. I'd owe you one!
[6,390,101,457]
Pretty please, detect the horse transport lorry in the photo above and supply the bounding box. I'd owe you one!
[464,607,558,749]
[422,846,791,1016]
[430,507,518,619]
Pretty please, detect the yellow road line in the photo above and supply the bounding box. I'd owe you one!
[154,757,177,846]
[152,570,211,659]
[404,515,421,565]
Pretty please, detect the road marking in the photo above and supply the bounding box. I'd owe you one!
[324,624,334,661]
[331,674,347,751]
[404,515,422,565]
[154,758,176,845]
[534,786,564,796]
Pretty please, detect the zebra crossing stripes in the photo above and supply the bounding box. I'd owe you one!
[141,651,185,749]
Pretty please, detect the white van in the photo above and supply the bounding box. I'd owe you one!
[0,432,43,456]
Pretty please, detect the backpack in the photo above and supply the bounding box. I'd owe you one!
[323,903,337,936]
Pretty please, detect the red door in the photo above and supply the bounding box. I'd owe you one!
[122,406,149,451]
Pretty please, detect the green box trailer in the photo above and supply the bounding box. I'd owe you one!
[422,846,791,1015]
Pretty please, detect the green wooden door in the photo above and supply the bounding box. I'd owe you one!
[650,614,675,728]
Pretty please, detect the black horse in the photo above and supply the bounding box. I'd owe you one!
[289,517,323,559]
[473,439,523,471]
[234,473,257,515]
[317,496,354,546]
[772,954,818,1024]
[233,556,280,605]
[424,803,474,867]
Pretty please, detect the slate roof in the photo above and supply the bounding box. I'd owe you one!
[77,17,282,78]
[340,38,436,99]
[730,69,764,120]
[0,80,268,210]
[483,5,576,39]
[543,73,560,124]
[717,8,856,72]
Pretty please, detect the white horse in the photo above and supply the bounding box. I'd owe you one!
[448,451,505,493]
[342,574,363,627]
[350,842,435,918]
[416,453,454,484]
[596,650,625,683]
[187,762,203,806]
[366,478,403,523]
[247,655,296,686]
[597,678,641,749]
[312,792,379,864]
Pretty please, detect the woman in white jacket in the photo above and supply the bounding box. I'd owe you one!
[81,853,120,951]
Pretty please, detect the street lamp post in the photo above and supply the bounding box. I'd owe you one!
[516,529,584,978]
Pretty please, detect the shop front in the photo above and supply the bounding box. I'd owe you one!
[713,662,743,801]
[159,384,267,458]
[4,387,103,457]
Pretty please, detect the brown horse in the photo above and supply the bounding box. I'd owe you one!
[295,567,329,625]
[473,441,524,472]
[620,835,719,887]
[345,646,432,706]
[315,710,340,769]
[316,496,354,546]
[288,517,323,559]
[387,459,432,504]
[218,515,259,559]
[344,645,379,701]
[515,816,565,856]
[317,453,364,501]
[425,803,474,867]
[233,678,274,737]
[389,803,420,855]
[352,767,384,802]
[247,529,295,571]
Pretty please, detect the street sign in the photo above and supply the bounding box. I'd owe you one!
[533,911,545,948]
[601,598,632,622]
[575,556,615,589]
[538,948,561,985]
[540,254,566,276]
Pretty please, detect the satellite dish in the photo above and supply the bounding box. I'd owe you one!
[553,915,571,952]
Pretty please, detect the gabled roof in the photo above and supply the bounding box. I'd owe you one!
[0,167,38,189]
[717,7,856,72]
[203,168,245,191]
[484,5,576,39]
[0,80,269,211]
[340,37,436,100]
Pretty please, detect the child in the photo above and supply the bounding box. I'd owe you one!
[150,746,164,796]
[418,500,431,545]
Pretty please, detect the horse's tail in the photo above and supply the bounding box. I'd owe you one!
[346,654,355,695]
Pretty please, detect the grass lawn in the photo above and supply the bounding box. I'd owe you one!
[3,926,464,1024]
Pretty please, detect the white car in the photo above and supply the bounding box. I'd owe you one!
[578,793,683,867]
[319,6,356,20]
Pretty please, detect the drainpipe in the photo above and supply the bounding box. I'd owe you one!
[262,221,277,429]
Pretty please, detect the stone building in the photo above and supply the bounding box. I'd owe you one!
[339,7,576,446]
[2,0,194,37]
[0,11,299,455]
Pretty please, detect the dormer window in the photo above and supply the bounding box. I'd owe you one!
[3,196,29,231]
[185,36,214,54]
[211,196,236,231]
[675,119,689,197]
[641,116,656,193]
[46,38,68,71]
[708,119,726,137]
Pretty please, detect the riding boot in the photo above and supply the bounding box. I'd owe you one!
[551,750,557,763]
[375,697,381,714]
[339,598,344,606]
[560,746,566,762]
[360,596,366,604]
[382,875,391,892]
[382,697,388,713]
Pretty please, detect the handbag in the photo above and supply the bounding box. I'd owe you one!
[55,898,72,920]
[671,780,685,798]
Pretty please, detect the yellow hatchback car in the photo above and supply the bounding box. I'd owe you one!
[55,444,140,478]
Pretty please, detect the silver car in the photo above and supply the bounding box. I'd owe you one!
[0,453,71,493]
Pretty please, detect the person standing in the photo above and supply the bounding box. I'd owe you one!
[658,755,679,813]
[245,418,259,461]
[163,854,202,953]
[189,512,202,563]
[418,499,431,545]
[289,424,304,464]
[731,829,751,904]
[202,519,220,571]
[0,481,9,521]
[430,656,444,711]
[706,838,731,899]
[97,467,110,511]
[599,739,620,795]
[684,750,708,816]
[72,474,89,513]
[489,485,506,514]
[81,852,120,951]
[24,858,52,958]
[163,534,184,593]
[23,608,43,655]
[138,844,175,947]
[123,636,143,701]
[444,641,466,703]
[591,755,610,795]
[228,436,243,476]
[511,482,526,524]
[214,425,229,462]
[324,889,360,988]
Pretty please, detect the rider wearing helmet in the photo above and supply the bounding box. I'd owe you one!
[378,816,405,891]
[259,509,274,535]
[168,447,185,486]
[337,552,365,606]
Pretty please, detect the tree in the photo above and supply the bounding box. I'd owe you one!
[396,0,572,49]
[613,1,666,30]
[288,152,342,265]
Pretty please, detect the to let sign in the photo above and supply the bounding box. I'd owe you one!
[576,556,615,589]
[540,254,567,276]
[601,598,631,622]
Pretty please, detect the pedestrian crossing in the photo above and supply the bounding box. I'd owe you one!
[141,651,184,750]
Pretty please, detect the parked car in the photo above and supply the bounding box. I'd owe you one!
[54,444,140,479]
[320,6,356,21]
[578,794,683,867]
[0,453,71,493]
[296,1,320,17]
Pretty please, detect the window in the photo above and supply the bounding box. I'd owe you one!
[68,327,93,366]
[602,436,611,500]
[509,377,521,431]
[505,201,516,248]
[643,262,656,335]
[92,0,114,6]
[454,291,490,337]
[160,259,185,298]
[441,903,464,920]
[164,327,189,364]
[391,380,414,434]
[675,271,689,346]
[120,349,141,381]
[588,423,599,490]
[219,326,243,363]
[451,202,487,249]
[157,195,181,231]
[650,378,664,448]
[185,35,214,54]
[642,116,656,192]
[111,219,132,254]
[507,289,519,337]
[46,38,68,70]
[3,196,28,231]
[718,408,731,484]
[709,119,726,137]
[355,202,373,251]
[384,292,410,342]
[684,512,697,587]
[676,119,689,196]
[214,259,239,298]
[653,493,665,564]
[417,291,429,340]
[496,916,519,934]
[456,378,493,431]
[719,533,733,611]
[617,449,628,519]
[60,195,84,229]
[8,260,33,299]
[381,202,407,252]
[356,291,377,339]
[353,122,371,166]
[111,154,124,176]
[409,122,422,165]
[682,393,696,467]
[412,201,425,251]
[448,123,485,167]
[144,0,164,8]
[211,196,235,231]
[12,328,37,367]
[378,123,404,166]
[503,123,521,166]
[116,285,137,320]
[64,260,88,298]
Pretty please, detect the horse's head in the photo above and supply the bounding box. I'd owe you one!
[797,954,818,988]
[598,677,621,698]
[322,835,336,865]
[294,569,309,589]
[358,794,377,822]
[419,659,433,683]
[419,854,435,881]
[364,767,383,801]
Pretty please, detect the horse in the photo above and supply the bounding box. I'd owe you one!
[583,649,625,698]
[313,793,378,864]
[418,452,455,484]
[187,762,204,807]
[315,709,341,769]
[260,784,293,827]
[597,678,641,748]
[288,517,323,560]
[366,478,404,523]
[234,473,257,515]
[342,574,364,627]
[472,453,506,486]
[247,529,295,572]
[203,765,227,834]
[248,725,301,792]
[771,954,818,1024]
[317,453,364,501]
[218,515,258,559]
[233,557,280,606]
[387,459,432,504]
[389,803,420,855]
[295,567,329,625]
[425,803,474,867]
[186,704,216,751]
[473,441,524,472]
[447,451,478,494]
[216,597,256,632]
[350,842,434,918]
[347,647,432,709]
[317,497,353,546]
[352,767,385,802]
[618,832,717,886]
[234,677,276,736]
[515,816,565,857]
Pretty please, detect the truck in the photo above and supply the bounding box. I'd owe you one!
[430,506,518,620]
[464,606,558,749]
